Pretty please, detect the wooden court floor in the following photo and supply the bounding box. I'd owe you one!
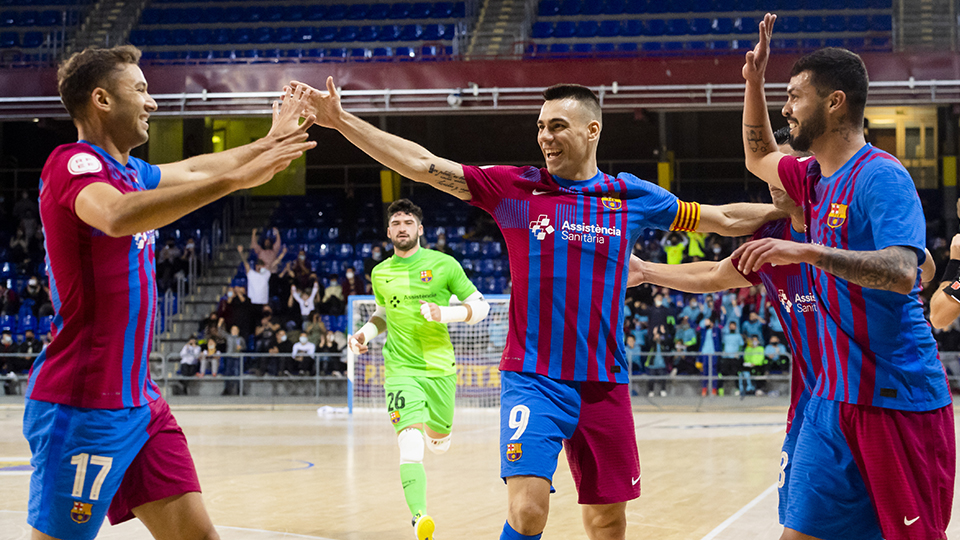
[2,401,959,540]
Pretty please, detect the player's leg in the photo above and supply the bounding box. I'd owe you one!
[504,475,552,538]
[564,382,640,540]
[22,399,151,540]
[581,503,628,540]
[779,529,824,540]
[132,492,218,540]
[384,376,433,536]
[422,374,456,455]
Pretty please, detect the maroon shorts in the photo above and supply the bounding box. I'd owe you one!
[106,398,202,524]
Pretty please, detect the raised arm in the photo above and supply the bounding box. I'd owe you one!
[156,85,315,188]
[742,13,787,189]
[237,245,251,274]
[629,254,752,293]
[697,203,786,237]
[291,77,471,201]
[930,235,960,328]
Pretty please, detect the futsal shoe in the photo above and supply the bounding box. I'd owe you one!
[412,513,435,540]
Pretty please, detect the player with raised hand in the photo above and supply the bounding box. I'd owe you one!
[348,198,489,540]
[734,14,954,540]
[23,45,314,540]
[929,201,960,329]
[294,75,782,540]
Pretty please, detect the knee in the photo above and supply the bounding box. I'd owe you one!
[508,496,549,534]
[397,427,424,464]
[583,506,627,540]
[425,433,451,455]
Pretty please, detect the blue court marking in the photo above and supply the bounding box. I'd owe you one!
[280,460,315,472]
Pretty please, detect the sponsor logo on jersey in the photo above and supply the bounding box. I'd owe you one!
[506,443,522,462]
[827,203,847,228]
[133,229,157,251]
[778,289,793,311]
[390,410,401,424]
[71,502,93,524]
[529,215,555,240]
[390,295,401,308]
[420,270,433,283]
[67,153,102,175]
[601,197,622,211]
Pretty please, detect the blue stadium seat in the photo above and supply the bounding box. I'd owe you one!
[689,0,712,11]
[38,315,53,334]
[367,3,391,19]
[420,44,441,58]
[306,4,328,21]
[189,28,212,45]
[171,28,189,45]
[451,3,466,17]
[358,25,378,41]
[711,40,729,50]
[338,244,355,259]
[712,17,733,34]
[869,15,892,32]
[316,26,338,42]
[801,16,823,33]
[149,29,171,46]
[399,24,422,40]
[223,8,242,24]
[22,30,41,47]
[439,23,456,39]
[396,45,416,59]
[845,37,865,50]
[347,3,370,20]
[823,38,843,47]
[196,7,220,24]
[531,21,552,38]
[326,4,349,20]
[641,41,662,51]
[647,0,669,12]
[390,3,412,19]
[576,20,598,38]
[295,26,313,42]
[18,10,38,26]
[623,0,644,13]
[349,47,369,59]
[0,314,14,332]
[466,242,482,257]
[689,17,710,35]
[213,27,232,44]
[644,19,665,36]
[663,41,684,51]
[572,42,592,55]
[736,16,756,34]
[687,40,708,50]
[594,42,615,54]
[868,0,891,8]
[621,19,642,36]
[598,19,620,37]
[409,2,433,18]
[538,0,560,15]
[801,38,821,49]
[254,27,274,44]
[39,9,58,26]
[378,24,401,40]
[581,0,603,15]
[433,2,455,17]
[558,0,580,15]
[803,0,827,9]
[283,5,305,22]
[868,36,890,50]
[600,0,624,13]
[553,20,576,37]
[847,15,867,32]
[824,15,846,32]
[420,23,442,40]
[264,5,284,22]
[336,25,359,41]
[777,16,799,34]
[243,6,265,23]
[140,8,160,24]
[18,314,36,334]
[129,29,148,45]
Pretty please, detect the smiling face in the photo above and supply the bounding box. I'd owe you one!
[102,63,157,153]
[387,211,422,252]
[537,98,600,180]
[782,71,828,153]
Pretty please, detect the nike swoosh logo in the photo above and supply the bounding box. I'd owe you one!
[904,516,919,526]
[532,189,549,195]
[631,475,641,486]
[385,277,398,283]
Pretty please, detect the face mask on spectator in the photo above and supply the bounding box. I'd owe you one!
[712,245,722,254]
[227,291,234,299]
[1,335,11,344]
[299,335,308,344]
[372,250,382,261]
[186,242,194,250]
[654,299,662,307]
[28,279,37,287]
[299,254,306,261]
[345,271,355,279]
[279,334,287,342]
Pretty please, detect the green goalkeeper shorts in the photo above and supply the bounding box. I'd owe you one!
[384,375,456,434]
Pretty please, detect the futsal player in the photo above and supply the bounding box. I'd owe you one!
[293,76,782,540]
[348,198,490,540]
[929,202,960,329]
[23,46,315,540]
[734,14,954,540]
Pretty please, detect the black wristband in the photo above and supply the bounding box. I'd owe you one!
[944,259,960,284]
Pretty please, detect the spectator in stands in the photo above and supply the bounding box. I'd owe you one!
[275,329,295,372]
[18,328,41,367]
[13,190,38,239]
[1,329,18,395]
[741,336,765,396]
[198,310,219,339]
[289,332,316,376]
[674,316,698,351]
[238,245,281,312]
[645,325,670,397]
[699,318,721,396]
[680,298,703,326]
[741,311,765,344]
[660,232,688,265]
[320,329,345,376]
[157,238,181,290]
[179,336,201,377]
[687,231,707,261]
[0,281,19,316]
[738,284,765,316]
[720,293,742,329]
[199,339,220,377]
[321,273,345,315]
[179,237,197,276]
[250,227,283,270]
[363,244,385,282]
[291,249,316,289]
[702,293,721,324]
[765,300,785,344]
[705,239,726,262]
[624,334,642,374]
[22,276,52,318]
[288,282,320,330]
[303,312,327,341]
[9,225,30,264]
[642,293,674,341]
[764,336,788,373]
[720,321,745,380]
[253,308,280,375]
[225,284,258,338]
[341,266,365,303]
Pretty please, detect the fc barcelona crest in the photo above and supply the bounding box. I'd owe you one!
[390,410,401,424]
[71,502,93,524]
[506,443,522,462]
[420,270,433,283]
[601,197,622,211]
[827,203,847,228]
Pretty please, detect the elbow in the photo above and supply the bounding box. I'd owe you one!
[931,312,952,330]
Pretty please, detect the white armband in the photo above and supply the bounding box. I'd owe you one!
[462,291,490,324]
[359,305,386,344]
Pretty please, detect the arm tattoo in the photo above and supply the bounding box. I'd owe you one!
[744,124,769,154]
[428,162,470,196]
[814,246,916,292]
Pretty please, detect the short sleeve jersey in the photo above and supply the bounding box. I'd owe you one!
[372,247,478,378]
[734,218,820,433]
[464,165,693,383]
[26,141,163,409]
[778,145,950,411]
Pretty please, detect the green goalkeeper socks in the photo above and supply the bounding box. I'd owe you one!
[399,462,428,517]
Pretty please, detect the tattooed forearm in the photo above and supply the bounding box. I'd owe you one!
[744,125,770,154]
[428,163,470,196]
[814,246,918,294]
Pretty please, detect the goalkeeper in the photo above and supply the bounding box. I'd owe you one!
[349,198,490,540]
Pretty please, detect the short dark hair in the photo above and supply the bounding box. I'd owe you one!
[773,126,792,146]
[387,198,424,224]
[58,45,142,119]
[790,47,868,126]
[543,84,602,122]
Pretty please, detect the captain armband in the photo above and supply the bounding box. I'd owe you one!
[670,201,701,232]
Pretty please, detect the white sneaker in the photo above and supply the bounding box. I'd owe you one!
[647,391,654,397]
[413,513,435,540]
[659,390,667,397]
[756,389,765,396]
[735,390,741,396]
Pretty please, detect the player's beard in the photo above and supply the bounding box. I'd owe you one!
[392,233,419,251]
[788,105,827,153]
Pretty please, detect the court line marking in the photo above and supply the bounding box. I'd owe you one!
[699,482,778,540]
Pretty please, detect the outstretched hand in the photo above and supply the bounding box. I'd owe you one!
[731,237,811,275]
[267,84,318,140]
[742,13,776,84]
[348,331,368,354]
[289,76,342,130]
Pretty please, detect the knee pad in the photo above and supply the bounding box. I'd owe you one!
[398,427,424,465]
[426,433,451,455]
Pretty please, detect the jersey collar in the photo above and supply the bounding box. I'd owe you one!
[391,246,426,264]
[550,169,605,191]
[821,143,873,182]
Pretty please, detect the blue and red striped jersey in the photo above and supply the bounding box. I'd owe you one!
[26,141,162,409]
[464,165,690,383]
[736,218,820,433]
[778,145,950,411]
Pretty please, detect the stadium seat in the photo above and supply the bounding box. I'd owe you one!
[231,27,251,44]
[38,315,53,333]
[349,47,369,59]
[777,16,799,34]
[602,0,624,13]
[420,44,440,58]
[358,25,378,41]
[531,21,552,39]
[869,15,892,32]
[847,15,867,32]
[538,0,560,15]
[242,6,265,23]
[558,0,580,15]
[17,314,36,334]
[736,16,756,34]
[868,36,891,50]
[689,0,712,11]
[553,20,576,38]
[390,2,412,19]
[572,42,592,55]
[129,29,148,45]
[801,38,821,49]
[275,27,295,43]
[378,24,401,40]
[616,41,638,52]
[712,17,733,34]
[845,37,865,50]
[420,23,442,40]
[663,41,684,51]
[623,0,644,13]
[451,2,466,17]
[439,23,456,39]
[575,20,598,38]
[326,4,349,20]
[223,8,243,24]
[399,24,422,40]
[823,38,843,47]
[17,10,37,26]
[689,17,710,35]
[305,4,328,21]
[646,0,668,13]
[641,41,661,51]
[316,26,338,42]
[264,5,284,22]
[688,40,708,50]
[409,2,433,18]
[804,0,827,9]
[644,19,666,36]
[283,5,305,22]
[213,27,232,44]
[396,45,416,59]
[336,25,359,41]
[801,16,823,33]
[0,314,14,332]
[171,28,189,45]
[189,28,212,46]
[296,26,313,42]
[38,9,58,26]
[347,3,370,20]
[581,0,603,15]
[598,19,620,37]
[621,19,642,36]
[868,0,891,8]
[433,2,455,17]
[22,30,42,47]
[148,29,171,46]
[824,15,846,32]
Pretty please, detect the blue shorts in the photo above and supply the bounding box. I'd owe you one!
[499,371,640,505]
[777,405,804,525]
[23,399,152,540]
